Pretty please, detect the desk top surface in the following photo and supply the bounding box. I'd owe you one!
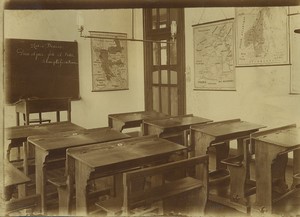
[15,97,70,103]
[5,121,84,140]
[5,162,31,187]
[67,135,186,168]
[191,120,265,138]
[28,127,130,151]
[253,127,300,148]
[108,111,169,123]
[144,115,212,129]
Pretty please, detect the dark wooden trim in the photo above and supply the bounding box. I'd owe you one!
[4,0,300,9]
[143,9,152,111]
[178,8,186,115]
[143,8,185,115]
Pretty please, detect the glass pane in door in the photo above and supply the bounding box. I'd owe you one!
[170,9,179,23]
[152,71,159,84]
[160,41,167,65]
[159,9,167,29]
[170,71,177,84]
[153,43,159,65]
[152,86,159,112]
[152,9,157,30]
[161,70,168,84]
[161,87,169,114]
[170,87,178,115]
[170,40,177,65]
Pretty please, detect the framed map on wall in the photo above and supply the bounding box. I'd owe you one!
[90,31,128,91]
[193,18,235,91]
[235,7,289,66]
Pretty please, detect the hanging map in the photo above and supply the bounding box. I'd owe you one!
[90,31,128,91]
[236,7,289,66]
[193,19,235,90]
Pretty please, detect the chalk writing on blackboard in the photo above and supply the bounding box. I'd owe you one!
[5,38,80,104]
[15,42,78,67]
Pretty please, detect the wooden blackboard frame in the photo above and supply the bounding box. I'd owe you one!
[5,38,80,104]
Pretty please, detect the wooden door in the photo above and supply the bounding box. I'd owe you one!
[143,8,185,116]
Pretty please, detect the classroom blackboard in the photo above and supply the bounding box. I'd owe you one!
[5,38,80,104]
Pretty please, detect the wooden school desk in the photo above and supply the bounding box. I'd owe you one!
[142,114,212,145]
[4,162,41,215]
[15,98,71,126]
[66,135,187,216]
[5,121,84,166]
[251,124,300,214]
[4,161,31,201]
[190,119,265,212]
[27,127,130,213]
[108,110,169,132]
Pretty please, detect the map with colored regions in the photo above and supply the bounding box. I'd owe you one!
[236,7,289,66]
[193,19,235,90]
[91,32,128,91]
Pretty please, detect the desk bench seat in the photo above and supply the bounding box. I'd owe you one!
[5,162,31,200]
[96,177,203,215]
[4,162,41,215]
[125,131,140,137]
[48,174,112,215]
[220,140,256,209]
[48,176,67,188]
[221,155,244,167]
[96,156,208,216]
[5,194,41,215]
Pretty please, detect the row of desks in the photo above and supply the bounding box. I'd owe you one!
[30,126,131,213]
[6,111,200,215]
[5,111,300,215]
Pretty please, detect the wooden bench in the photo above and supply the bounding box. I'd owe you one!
[47,165,143,215]
[4,162,41,215]
[48,175,113,215]
[96,155,208,216]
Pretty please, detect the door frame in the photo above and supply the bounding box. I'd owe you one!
[143,8,186,115]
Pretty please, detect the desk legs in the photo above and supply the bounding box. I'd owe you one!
[16,112,20,126]
[59,155,76,215]
[35,148,49,214]
[228,138,251,203]
[6,139,24,162]
[190,131,213,157]
[109,118,125,132]
[191,131,229,172]
[17,141,29,198]
[293,149,300,187]
[195,157,209,215]
[255,141,286,214]
[23,142,29,176]
[75,161,94,216]
[215,142,229,170]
